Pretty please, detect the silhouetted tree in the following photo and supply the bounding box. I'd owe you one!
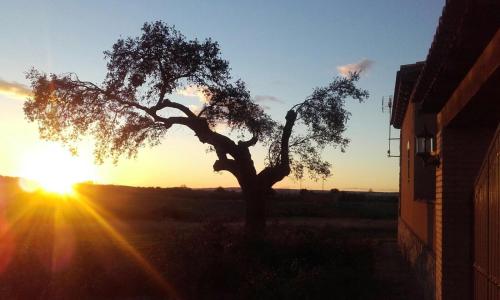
[25,21,368,238]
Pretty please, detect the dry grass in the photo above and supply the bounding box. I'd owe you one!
[0,176,398,299]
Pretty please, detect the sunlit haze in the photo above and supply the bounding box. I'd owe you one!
[17,142,98,194]
[0,0,444,191]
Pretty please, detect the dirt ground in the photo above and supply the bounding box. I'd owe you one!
[372,239,425,299]
[128,217,425,299]
[0,178,422,299]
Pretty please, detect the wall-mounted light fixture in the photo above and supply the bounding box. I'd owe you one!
[415,126,440,167]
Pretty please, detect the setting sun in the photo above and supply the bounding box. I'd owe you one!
[18,143,97,194]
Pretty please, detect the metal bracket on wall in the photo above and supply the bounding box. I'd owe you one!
[382,96,400,158]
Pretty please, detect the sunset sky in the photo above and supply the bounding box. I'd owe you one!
[0,0,444,191]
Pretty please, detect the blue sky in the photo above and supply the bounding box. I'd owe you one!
[0,0,444,191]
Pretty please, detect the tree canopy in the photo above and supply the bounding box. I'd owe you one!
[25,21,368,234]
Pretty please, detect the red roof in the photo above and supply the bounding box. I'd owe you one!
[411,0,500,112]
[391,62,424,129]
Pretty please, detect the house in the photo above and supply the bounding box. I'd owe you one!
[390,1,499,299]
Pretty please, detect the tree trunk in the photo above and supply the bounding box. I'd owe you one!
[243,188,266,240]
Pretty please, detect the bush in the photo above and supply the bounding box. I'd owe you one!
[162,223,376,299]
[338,191,366,202]
[214,186,226,193]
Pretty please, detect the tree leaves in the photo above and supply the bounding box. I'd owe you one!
[264,73,368,181]
[201,80,276,138]
[24,21,368,185]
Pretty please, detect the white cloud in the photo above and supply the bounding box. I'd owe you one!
[337,59,374,77]
[253,95,283,104]
[177,85,210,103]
[0,79,32,99]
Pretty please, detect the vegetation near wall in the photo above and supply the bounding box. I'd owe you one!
[0,176,396,299]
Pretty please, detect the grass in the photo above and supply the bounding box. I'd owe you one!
[0,176,397,299]
[153,223,375,300]
[70,183,397,222]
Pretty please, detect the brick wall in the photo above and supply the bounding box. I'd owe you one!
[400,101,435,248]
[399,218,436,300]
[434,125,495,300]
[435,129,443,300]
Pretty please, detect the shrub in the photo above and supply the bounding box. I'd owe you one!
[161,223,376,299]
[214,186,226,193]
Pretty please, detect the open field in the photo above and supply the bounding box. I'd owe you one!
[0,176,417,299]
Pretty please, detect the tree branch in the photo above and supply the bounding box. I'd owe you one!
[288,134,322,148]
[257,109,297,187]
[197,105,208,117]
[238,135,258,148]
[155,57,168,107]
[78,78,240,162]
[71,78,196,121]
[280,110,297,166]
[153,99,197,118]
[290,96,313,111]
[213,158,239,175]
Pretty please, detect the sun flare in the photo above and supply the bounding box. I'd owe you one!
[18,143,97,195]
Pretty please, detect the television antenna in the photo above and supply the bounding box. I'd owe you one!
[382,96,400,158]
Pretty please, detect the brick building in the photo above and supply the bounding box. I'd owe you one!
[390,1,499,299]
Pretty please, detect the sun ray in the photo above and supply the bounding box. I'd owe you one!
[6,176,178,298]
[17,142,97,195]
[69,191,179,299]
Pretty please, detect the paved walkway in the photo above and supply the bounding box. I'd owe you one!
[372,239,425,300]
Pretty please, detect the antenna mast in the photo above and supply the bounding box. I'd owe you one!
[382,96,400,158]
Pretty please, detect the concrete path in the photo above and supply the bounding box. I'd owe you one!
[372,239,426,300]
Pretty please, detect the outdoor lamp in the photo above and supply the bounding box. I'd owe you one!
[415,126,440,167]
